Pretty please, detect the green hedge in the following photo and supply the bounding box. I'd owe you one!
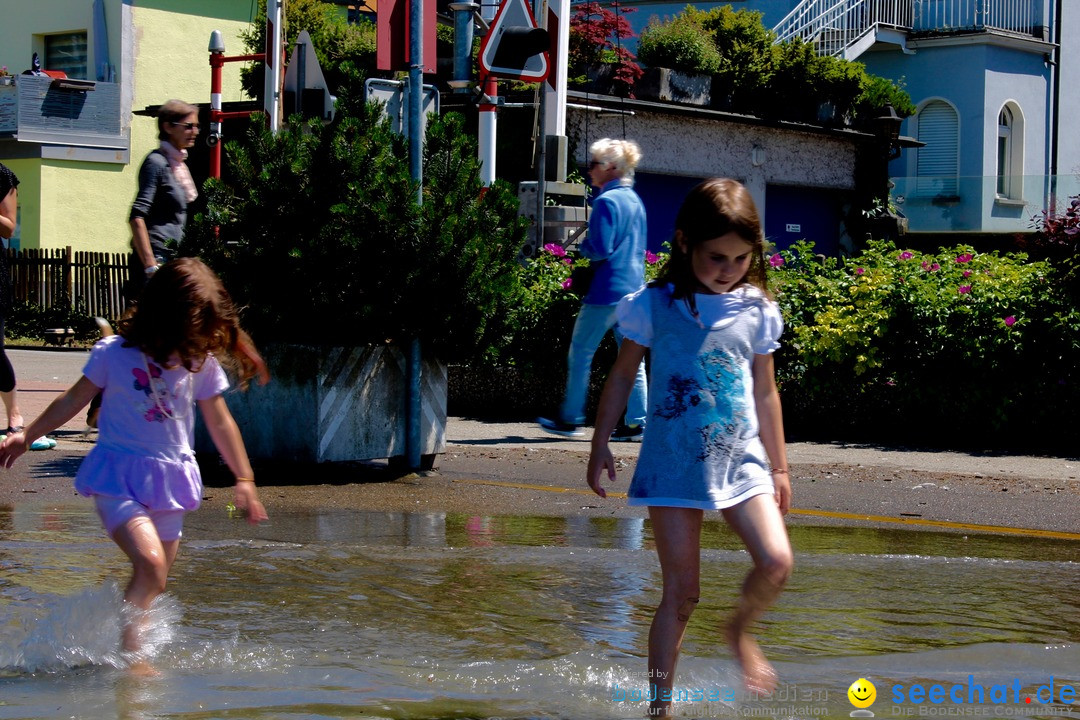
[770,240,1080,451]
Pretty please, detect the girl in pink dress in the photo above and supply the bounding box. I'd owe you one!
[0,258,268,663]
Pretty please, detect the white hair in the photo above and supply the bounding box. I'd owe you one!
[589,138,642,181]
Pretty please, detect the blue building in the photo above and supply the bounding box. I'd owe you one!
[609,0,1076,239]
[769,0,1076,238]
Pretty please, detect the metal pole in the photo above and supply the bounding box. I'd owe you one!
[478,75,498,185]
[265,0,284,131]
[296,39,306,117]
[449,2,478,92]
[406,0,424,470]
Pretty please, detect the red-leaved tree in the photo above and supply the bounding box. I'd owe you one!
[569,2,643,97]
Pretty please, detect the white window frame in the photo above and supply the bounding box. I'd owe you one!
[995,101,1024,203]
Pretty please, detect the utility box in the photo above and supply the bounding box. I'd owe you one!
[517,180,588,258]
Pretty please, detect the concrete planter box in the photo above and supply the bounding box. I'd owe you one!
[196,344,447,464]
[635,67,711,106]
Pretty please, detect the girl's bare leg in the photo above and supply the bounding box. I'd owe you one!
[721,493,793,694]
[647,506,703,717]
[110,518,180,666]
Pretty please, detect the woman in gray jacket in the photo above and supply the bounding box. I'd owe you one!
[128,99,200,301]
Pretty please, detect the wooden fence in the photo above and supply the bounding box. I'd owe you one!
[5,246,131,321]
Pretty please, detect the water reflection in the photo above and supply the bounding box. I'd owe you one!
[1,504,1078,719]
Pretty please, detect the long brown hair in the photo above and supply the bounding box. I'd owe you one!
[652,178,771,316]
[117,258,258,384]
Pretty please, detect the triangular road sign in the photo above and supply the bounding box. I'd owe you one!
[479,0,550,82]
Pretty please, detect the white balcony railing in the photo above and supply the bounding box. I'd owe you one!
[0,74,126,150]
[775,0,1043,57]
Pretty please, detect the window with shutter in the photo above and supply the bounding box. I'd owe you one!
[916,100,959,196]
[45,32,88,80]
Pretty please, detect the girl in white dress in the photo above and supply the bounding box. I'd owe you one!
[587,178,793,716]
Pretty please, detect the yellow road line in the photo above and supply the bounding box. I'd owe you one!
[451,477,1080,541]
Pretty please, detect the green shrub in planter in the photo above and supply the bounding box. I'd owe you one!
[185,110,528,364]
[637,12,721,75]
[770,240,1080,451]
[693,5,775,108]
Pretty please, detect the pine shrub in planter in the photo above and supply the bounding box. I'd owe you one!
[184,110,529,462]
[636,14,720,105]
[636,13,721,74]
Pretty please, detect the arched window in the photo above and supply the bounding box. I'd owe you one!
[916,100,959,196]
[996,103,1024,200]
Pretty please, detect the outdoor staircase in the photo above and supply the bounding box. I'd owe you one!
[773,0,1040,60]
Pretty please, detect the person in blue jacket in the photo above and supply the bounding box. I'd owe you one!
[539,138,648,441]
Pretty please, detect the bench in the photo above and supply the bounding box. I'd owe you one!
[43,328,75,346]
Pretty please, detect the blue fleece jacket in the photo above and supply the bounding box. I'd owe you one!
[580,178,648,306]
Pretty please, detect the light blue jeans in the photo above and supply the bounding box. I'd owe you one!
[560,303,648,427]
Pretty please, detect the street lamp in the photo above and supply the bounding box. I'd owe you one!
[875,103,903,160]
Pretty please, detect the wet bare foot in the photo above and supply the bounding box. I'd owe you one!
[126,658,160,677]
[727,624,777,694]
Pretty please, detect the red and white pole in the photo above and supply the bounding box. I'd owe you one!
[478,75,498,185]
[209,43,225,179]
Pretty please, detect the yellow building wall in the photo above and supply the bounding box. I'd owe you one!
[2,1,254,253]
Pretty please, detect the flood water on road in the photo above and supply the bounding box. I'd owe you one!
[1,505,1077,719]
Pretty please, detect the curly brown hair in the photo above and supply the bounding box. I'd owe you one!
[117,258,259,385]
[651,178,772,316]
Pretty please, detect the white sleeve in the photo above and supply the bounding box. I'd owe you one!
[81,338,111,389]
[193,354,231,400]
[752,300,784,354]
[615,286,653,347]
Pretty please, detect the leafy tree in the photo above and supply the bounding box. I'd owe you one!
[568,2,643,96]
[239,0,376,114]
[694,5,775,104]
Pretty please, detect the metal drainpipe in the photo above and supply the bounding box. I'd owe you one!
[407,0,424,470]
[1049,0,1062,207]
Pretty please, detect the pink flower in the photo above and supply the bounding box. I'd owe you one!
[769,253,784,267]
[930,263,940,271]
[921,261,928,269]
[955,253,973,263]
[645,251,659,265]
[958,285,971,294]
[899,251,914,260]
[1004,315,1016,327]
[564,257,574,265]
[855,267,865,275]
[962,270,972,278]
[543,243,567,257]
[561,278,572,289]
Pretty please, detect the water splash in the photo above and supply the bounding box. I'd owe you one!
[0,582,181,674]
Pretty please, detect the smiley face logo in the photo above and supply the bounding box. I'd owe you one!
[848,678,877,709]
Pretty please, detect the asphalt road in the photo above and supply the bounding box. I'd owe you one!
[3,347,1080,538]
